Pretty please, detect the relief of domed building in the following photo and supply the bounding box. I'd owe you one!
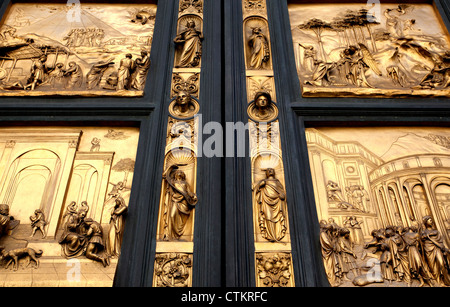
[307,127,450,286]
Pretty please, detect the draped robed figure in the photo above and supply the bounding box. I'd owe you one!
[248,27,270,69]
[253,168,287,242]
[106,197,128,257]
[162,164,198,241]
[421,216,450,286]
[174,21,203,68]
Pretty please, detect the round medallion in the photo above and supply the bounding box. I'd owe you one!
[169,92,200,120]
[247,91,278,123]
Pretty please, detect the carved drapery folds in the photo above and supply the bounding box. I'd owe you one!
[154,0,204,287]
[159,156,198,242]
[244,17,272,71]
[253,168,287,242]
[289,3,450,98]
[0,3,156,97]
[307,127,450,287]
[0,127,139,286]
[320,215,450,287]
[174,15,204,69]
[243,0,294,287]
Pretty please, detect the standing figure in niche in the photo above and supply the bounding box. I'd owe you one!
[248,27,270,70]
[162,164,198,241]
[106,197,128,257]
[174,20,203,68]
[253,168,287,242]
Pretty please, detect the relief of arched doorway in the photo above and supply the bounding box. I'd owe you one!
[412,184,432,219]
[9,166,51,223]
[60,152,115,228]
[430,177,450,245]
[1,149,61,224]
[62,164,99,218]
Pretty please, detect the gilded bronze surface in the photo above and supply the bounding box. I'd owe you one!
[0,126,140,286]
[243,0,294,287]
[154,0,203,287]
[290,3,450,97]
[247,91,278,123]
[307,127,450,287]
[0,3,156,97]
[255,253,295,287]
[153,253,193,287]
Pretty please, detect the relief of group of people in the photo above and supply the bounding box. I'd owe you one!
[22,49,150,91]
[58,197,127,267]
[63,28,105,48]
[320,215,450,287]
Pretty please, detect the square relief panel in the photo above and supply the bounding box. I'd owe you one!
[0,125,140,287]
[289,2,450,98]
[0,2,156,97]
[306,126,450,287]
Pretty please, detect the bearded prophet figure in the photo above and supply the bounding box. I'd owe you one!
[162,164,198,241]
[248,27,270,69]
[253,168,287,242]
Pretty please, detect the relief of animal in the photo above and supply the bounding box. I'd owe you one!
[0,247,43,271]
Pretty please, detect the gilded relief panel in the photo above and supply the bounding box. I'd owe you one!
[255,252,295,287]
[306,127,450,287]
[0,2,156,97]
[153,253,193,287]
[0,126,140,286]
[289,3,450,97]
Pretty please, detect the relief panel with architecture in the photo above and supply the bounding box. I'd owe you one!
[0,2,156,96]
[307,127,450,287]
[0,126,139,286]
[289,3,450,97]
